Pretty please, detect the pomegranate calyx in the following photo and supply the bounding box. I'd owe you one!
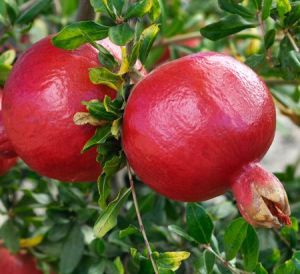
[231,163,291,229]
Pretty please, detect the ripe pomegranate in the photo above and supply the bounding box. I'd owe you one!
[123,52,291,228]
[1,36,129,182]
[0,248,43,274]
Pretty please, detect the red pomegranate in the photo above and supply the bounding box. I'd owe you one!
[123,52,290,228]
[1,36,125,182]
[0,248,43,274]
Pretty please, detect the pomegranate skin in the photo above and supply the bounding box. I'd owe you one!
[0,157,17,176]
[2,36,116,182]
[123,52,276,202]
[0,248,43,274]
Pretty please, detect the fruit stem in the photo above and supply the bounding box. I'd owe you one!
[126,161,159,274]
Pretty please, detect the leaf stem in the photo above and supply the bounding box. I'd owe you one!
[126,162,159,274]
[272,228,295,252]
[202,244,250,274]
[154,32,202,47]
[286,31,299,53]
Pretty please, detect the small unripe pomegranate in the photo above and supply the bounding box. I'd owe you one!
[123,52,291,228]
[0,248,43,274]
[1,36,124,182]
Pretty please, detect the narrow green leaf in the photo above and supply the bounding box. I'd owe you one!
[255,263,268,274]
[139,24,160,64]
[241,225,259,271]
[0,63,12,85]
[204,250,215,274]
[59,224,84,274]
[167,225,197,243]
[82,124,112,152]
[98,173,111,209]
[149,0,161,21]
[119,225,139,239]
[277,0,291,19]
[245,53,266,68]
[218,0,254,18]
[284,2,300,26]
[0,49,15,65]
[0,220,19,253]
[125,0,153,19]
[83,100,118,121]
[103,154,124,177]
[224,218,248,260]
[98,46,119,71]
[16,0,51,24]
[264,29,276,49]
[200,15,257,41]
[275,260,296,274]
[52,21,109,50]
[262,0,273,20]
[93,188,131,238]
[89,67,124,90]
[90,0,107,12]
[155,251,190,271]
[109,23,134,46]
[111,118,122,139]
[114,257,125,274]
[186,203,214,244]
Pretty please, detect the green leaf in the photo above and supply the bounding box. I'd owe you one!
[264,29,276,49]
[0,49,15,65]
[93,188,131,238]
[276,0,291,19]
[139,24,160,64]
[97,173,111,209]
[125,0,153,19]
[114,257,125,274]
[103,153,125,177]
[109,23,134,46]
[255,263,268,274]
[98,46,119,71]
[245,53,266,68]
[83,100,118,121]
[218,0,254,18]
[262,0,273,20]
[90,0,107,13]
[204,250,215,274]
[0,220,19,253]
[253,0,263,10]
[16,0,51,24]
[119,224,139,239]
[200,15,257,41]
[0,63,12,85]
[155,251,190,271]
[186,203,214,244]
[275,260,296,274]
[149,0,161,21]
[292,251,300,271]
[82,124,112,152]
[52,21,109,50]
[103,96,124,115]
[89,67,124,90]
[167,225,197,243]
[284,2,300,26]
[129,42,141,67]
[111,118,122,139]
[241,225,259,271]
[59,224,84,274]
[224,218,248,260]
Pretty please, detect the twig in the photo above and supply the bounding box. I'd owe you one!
[272,229,295,252]
[154,32,202,48]
[202,244,250,274]
[286,31,299,53]
[53,0,62,15]
[20,0,36,12]
[126,162,159,274]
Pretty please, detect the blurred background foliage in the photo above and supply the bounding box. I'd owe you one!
[0,0,300,273]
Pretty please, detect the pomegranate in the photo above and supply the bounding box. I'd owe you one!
[123,52,291,228]
[0,248,43,274]
[1,36,124,182]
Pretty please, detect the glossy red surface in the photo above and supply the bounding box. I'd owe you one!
[123,52,276,202]
[0,248,43,274]
[2,36,118,182]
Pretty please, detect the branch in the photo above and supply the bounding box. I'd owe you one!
[126,162,159,274]
[154,32,202,48]
[76,0,95,21]
[202,244,250,274]
[286,31,299,53]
